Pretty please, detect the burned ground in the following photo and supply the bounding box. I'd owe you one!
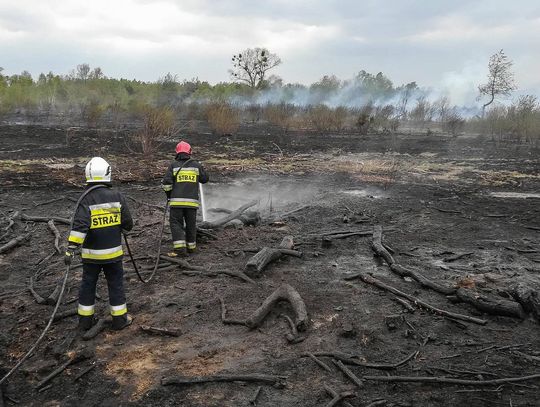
[0,125,539,406]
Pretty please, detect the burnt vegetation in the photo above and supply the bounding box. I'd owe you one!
[0,48,539,406]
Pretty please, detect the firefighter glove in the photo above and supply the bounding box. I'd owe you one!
[64,245,80,265]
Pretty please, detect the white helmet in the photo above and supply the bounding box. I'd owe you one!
[85,157,111,183]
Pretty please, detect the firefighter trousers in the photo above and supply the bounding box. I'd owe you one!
[78,261,127,320]
[170,207,197,251]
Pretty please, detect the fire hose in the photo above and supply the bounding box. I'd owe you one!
[123,200,169,283]
[0,184,106,386]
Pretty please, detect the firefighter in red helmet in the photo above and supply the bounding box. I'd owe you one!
[161,141,209,256]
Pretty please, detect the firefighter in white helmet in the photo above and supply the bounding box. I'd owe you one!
[65,157,134,331]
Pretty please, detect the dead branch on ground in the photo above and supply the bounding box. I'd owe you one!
[304,352,332,373]
[161,373,287,387]
[250,386,262,406]
[73,361,96,382]
[34,349,92,389]
[314,350,418,370]
[219,297,247,325]
[47,220,62,254]
[363,373,540,386]
[140,325,181,337]
[20,213,70,225]
[29,275,47,305]
[333,359,364,388]
[53,308,78,322]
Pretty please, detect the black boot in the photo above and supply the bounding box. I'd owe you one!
[78,315,95,331]
[111,314,133,331]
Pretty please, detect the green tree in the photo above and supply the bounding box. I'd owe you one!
[230,47,281,89]
[478,49,516,114]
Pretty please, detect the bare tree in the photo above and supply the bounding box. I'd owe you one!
[76,63,91,81]
[478,49,516,114]
[89,67,104,80]
[230,48,281,89]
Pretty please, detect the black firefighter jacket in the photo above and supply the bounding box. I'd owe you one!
[161,156,209,209]
[68,185,133,264]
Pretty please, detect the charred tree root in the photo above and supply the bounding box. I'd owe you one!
[245,236,303,277]
[161,374,287,387]
[199,200,258,229]
[346,273,487,325]
[363,373,540,386]
[371,225,454,295]
[323,385,355,407]
[0,233,30,254]
[82,318,108,340]
[373,225,530,320]
[218,285,308,332]
[245,284,308,331]
[510,283,540,321]
[160,255,255,284]
[455,288,525,319]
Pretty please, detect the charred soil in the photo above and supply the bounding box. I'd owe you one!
[0,125,539,406]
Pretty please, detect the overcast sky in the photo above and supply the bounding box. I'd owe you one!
[1,0,539,102]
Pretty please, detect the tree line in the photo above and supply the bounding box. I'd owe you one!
[0,49,538,146]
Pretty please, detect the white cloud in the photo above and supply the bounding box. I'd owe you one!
[0,0,538,96]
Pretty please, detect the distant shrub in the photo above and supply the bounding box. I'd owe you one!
[131,104,176,156]
[206,102,240,135]
[80,98,105,128]
[443,109,465,137]
[263,103,296,133]
[307,104,348,133]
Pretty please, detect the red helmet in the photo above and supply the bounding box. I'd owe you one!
[175,141,192,155]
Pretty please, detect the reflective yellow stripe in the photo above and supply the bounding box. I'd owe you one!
[187,242,196,249]
[111,304,127,316]
[162,184,173,191]
[90,207,121,216]
[68,230,86,244]
[169,201,199,207]
[86,176,103,181]
[78,304,95,316]
[68,235,85,244]
[81,249,123,260]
